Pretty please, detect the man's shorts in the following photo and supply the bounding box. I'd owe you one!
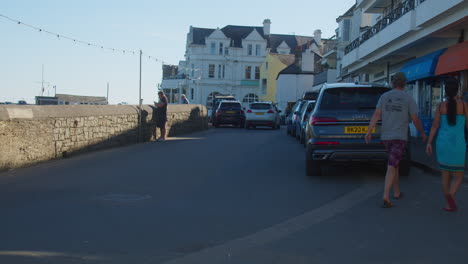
[382,140,407,167]
[156,115,167,128]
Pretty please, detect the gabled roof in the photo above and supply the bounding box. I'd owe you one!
[276,63,315,79]
[190,25,314,52]
[192,27,215,45]
[221,25,265,47]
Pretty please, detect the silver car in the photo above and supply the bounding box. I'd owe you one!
[245,102,281,129]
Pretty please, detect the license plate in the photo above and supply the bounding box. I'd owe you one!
[255,113,264,115]
[344,126,375,134]
[226,111,236,114]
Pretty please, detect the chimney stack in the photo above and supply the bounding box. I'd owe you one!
[314,29,322,47]
[263,19,271,36]
[294,45,303,66]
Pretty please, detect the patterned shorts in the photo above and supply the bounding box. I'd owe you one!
[383,140,407,167]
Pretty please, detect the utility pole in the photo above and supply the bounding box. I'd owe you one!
[138,50,143,143]
[41,64,45,96]
[106,82,110,104]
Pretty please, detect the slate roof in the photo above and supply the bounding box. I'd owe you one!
[273,53,295,66]
[190,25,314,52]
[221,25,265,47]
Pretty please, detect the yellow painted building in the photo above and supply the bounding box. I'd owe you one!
[259,53,295,102]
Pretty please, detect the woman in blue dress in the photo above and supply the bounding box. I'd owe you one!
[427,78,468,212]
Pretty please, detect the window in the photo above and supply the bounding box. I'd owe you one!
[191,88,194,100]
[419,81,431,117]
[209,64,215,78]
[243,93,259,103]
[319,87,391,110]
[218,65,222,79]
[261,79,267,95]
[224,47,229,55]
[210,42,216,54]
[222,65,225,78]
[219,43,224,55]
[265,62,269,70]
[255,44,261,56]
[343,19,351,42]
[250,103,272,110]
[248,44,253,55]
[245,66,252,79]
[255,66,260,80]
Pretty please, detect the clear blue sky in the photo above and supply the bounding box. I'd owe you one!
[1,0,355,104]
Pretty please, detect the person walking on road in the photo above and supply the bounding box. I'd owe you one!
[181,94,189,104]
[154,91,168,141]
[365,72,427,208]
[426,78,468,212]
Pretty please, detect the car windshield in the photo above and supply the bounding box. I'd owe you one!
[319,87,390,110]
[294,101,306,112]
[250,104,271,110]
[220,102,242,109]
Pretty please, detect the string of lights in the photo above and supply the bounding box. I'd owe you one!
[0,13,202,72]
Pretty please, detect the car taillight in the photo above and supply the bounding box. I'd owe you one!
[314,141,340,145]
[247,109,252,113]
[310,117,338,126]
[267,110,274,114]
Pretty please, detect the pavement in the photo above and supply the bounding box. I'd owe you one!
[0,126,467,264]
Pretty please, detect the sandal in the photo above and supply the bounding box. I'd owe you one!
[394,192,403,200]
[445,194,458,212]
[382,200,394,208]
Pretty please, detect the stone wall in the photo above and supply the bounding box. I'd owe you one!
[0,104,208,170]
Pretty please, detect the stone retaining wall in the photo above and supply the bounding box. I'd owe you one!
[0,104,208,170]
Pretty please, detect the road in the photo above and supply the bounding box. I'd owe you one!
[1,127,468,263]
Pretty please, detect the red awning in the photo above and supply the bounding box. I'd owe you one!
[435,41,468,75]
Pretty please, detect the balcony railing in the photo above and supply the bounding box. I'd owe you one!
[344,0,415,55]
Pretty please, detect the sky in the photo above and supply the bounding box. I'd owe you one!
[1,0,356,104]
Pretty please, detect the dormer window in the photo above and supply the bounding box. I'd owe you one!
[248,44,253,56]
[255,44,261,56]
[210,42,216,54]
[219,43,224,55]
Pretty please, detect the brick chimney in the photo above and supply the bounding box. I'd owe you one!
[294,45,303,66]
[263,19,271,36]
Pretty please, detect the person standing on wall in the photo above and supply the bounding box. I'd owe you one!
[365,72,427,208]
[154,91,168,141]
[426,78,468,212]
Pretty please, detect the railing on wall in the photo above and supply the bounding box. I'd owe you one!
[344,0,416,55]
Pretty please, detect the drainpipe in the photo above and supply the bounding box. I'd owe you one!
[387,62,391,85]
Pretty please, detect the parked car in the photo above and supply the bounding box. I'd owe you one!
[287,100,306,137]
[291,100,309,138]
[17,100,27,105]
[245,102,281,129]
[210,95,236,123]
[302,91,319,101]
[305,83,410,176]
[297,100,316,145]
[212,100,245,128]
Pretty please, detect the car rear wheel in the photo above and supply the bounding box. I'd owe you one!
[299,132,305,144]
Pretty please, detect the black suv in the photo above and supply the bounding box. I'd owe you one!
[212,101,245,128]
[305,83,410,176]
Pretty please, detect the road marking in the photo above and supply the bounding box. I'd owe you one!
[155,183,380,264]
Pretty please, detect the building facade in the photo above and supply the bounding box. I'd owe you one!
[259,53,295,102]
[162,20,319,108]
[335,0,468,167]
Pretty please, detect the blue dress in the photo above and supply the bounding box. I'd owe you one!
[436,115,466,171]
